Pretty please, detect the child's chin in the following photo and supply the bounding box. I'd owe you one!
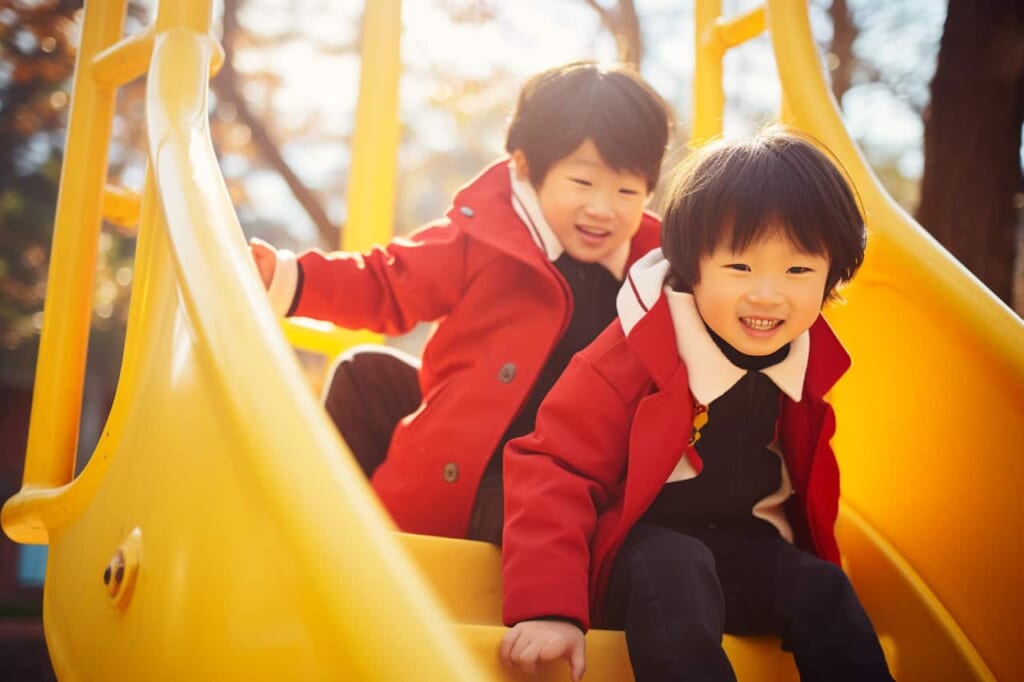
[736,335,788,356]
[565,246,607,263]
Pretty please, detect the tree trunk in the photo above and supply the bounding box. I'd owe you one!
[583,0,643,68]
[915,0,1024,306]
[827,0,856,108]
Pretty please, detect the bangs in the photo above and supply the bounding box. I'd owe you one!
[588,81,670,187]
[507,63,670,191]
[724,161,834,258]
[660,128,865,298]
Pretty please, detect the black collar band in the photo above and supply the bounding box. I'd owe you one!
[705,324,790,371]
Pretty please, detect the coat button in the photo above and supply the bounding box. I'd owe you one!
[443,462,459,483]
[498,362,516,383]
[459,205,475,217]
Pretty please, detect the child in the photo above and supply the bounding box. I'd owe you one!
[500,128,894,681]
[250,61,672,545]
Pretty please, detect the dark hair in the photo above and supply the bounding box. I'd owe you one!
[505,61,671,192]
[660,127,865,301]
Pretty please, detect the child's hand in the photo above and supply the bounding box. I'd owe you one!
[249,237,277,290]
[500,619,586,682]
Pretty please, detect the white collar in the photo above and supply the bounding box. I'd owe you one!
[508,163,630,280]
[665,289,810,405]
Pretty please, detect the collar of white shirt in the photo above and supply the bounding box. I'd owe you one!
[665,288,810,405]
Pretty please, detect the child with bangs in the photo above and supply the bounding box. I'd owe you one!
[250,61,672,545]
[500,128,894,682]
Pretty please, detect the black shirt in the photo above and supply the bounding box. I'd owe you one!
[642,332,791,536]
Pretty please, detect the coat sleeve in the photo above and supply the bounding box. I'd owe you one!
[291,220,469,336]
[502,351,632,631]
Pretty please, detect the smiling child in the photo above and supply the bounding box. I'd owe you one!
[500,128,894,682]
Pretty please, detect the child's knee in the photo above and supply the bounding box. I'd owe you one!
[784,557,857,614]
[622,525,719,588]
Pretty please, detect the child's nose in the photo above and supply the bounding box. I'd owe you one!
[585,192,615,218]
[746,277,784,303]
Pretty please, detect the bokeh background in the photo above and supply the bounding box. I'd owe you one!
[0,1,1021,679]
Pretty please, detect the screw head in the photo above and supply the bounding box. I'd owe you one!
[102,528,143,609]
[104,550,126,597]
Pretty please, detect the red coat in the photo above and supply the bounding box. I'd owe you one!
[291,160,661,538]
[502,291,850,630]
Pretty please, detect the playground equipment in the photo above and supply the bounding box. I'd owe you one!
[3,0,1022,679]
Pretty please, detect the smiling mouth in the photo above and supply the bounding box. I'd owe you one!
[577,225,611,238]
[742,317,783,331]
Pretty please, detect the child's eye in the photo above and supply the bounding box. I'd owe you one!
[788,266,814,274]
[618,188,641,196]
[725,263,751,272]
[570,177,592,187]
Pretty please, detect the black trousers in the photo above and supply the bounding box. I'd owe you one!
[322,345,504,544]
[603,523,894,682]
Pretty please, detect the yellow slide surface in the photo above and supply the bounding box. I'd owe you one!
[3,1,1022,680]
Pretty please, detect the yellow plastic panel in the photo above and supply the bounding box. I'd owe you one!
[5,25,487,681]
[405,534,801,681]
[403,505,982,680]
[836,503,995,681]
[457,625,799,682]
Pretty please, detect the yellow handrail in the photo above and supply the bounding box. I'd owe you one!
[344,0,402,253]
[20,1,127,492]
[693,2,765,141]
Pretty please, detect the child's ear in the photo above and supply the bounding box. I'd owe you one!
[510,149,531,182]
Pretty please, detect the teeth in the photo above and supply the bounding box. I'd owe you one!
[743,318,781,331]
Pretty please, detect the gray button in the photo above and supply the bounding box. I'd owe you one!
[459,205,475,217]
[498,362,517,383]
[443,462,459,483]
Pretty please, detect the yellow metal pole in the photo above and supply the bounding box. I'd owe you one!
[154,0,212,33]
[344,0,402,251]
[693,0,725,142]
[22,0,127,490]
[716,7,765,49]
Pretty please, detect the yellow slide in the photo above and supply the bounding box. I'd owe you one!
[3,1,1021,680]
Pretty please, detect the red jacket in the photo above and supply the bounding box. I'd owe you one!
[502,275,850,630]
[290,160,661,538]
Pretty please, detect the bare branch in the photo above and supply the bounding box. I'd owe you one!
[582,0,643,68]
[213,0,337,248]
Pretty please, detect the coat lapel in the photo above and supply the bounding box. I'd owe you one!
[620,296,699,521]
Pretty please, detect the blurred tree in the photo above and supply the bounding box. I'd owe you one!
[826,0,855,104]
[816,0,942,116]
[213,0,338,247]
[1,0,147,369]
[0,0,79,357]
[916,0,1024,307]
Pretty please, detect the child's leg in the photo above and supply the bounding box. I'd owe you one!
[603,523,736,682]
[704,531,893,682]
[322,345,421,477]
[466,470,503,545]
